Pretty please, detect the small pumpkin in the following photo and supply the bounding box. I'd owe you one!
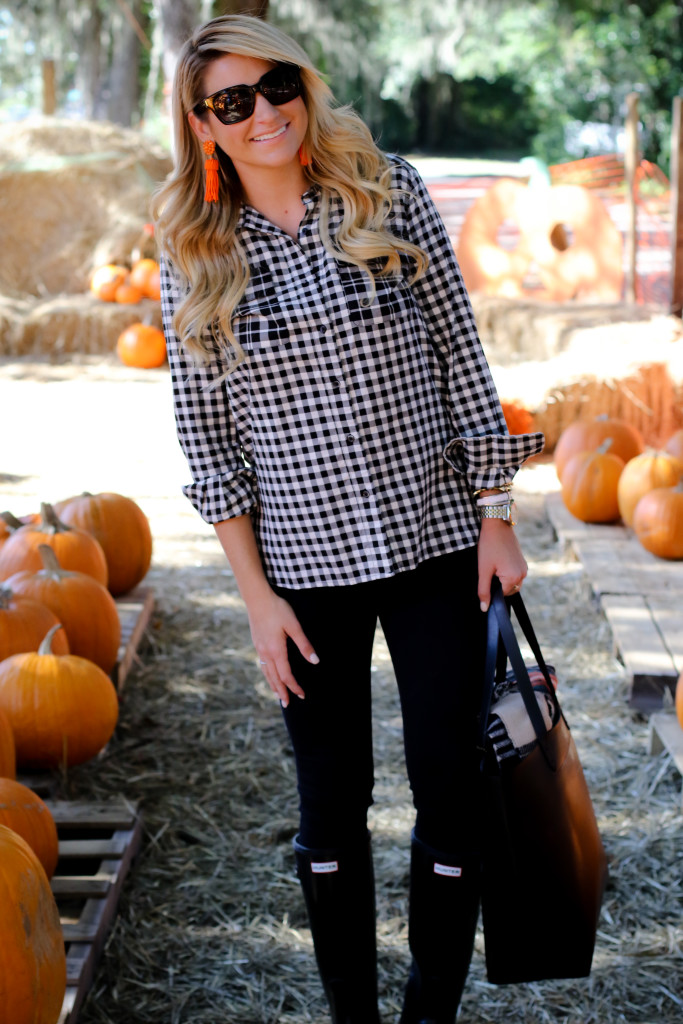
[6,545,121,672]
[616,451,682,527]
[90,263,128,302]
[0,502,108,587]
[114,280,143,304]
[129,258,161,299]
[0,778,59,878]
[663,428,683,464]
[554,415,644,482]
[0,584,70,662]
[0,624,119,770]
[0,706,16,779]
[632,482,683,560]
[501,401,534,435]
[116,322,167,368]
[561,442,624,523]
[54,491,152,596]
[0,824,66,1024]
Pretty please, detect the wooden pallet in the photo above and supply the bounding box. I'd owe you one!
[546,491,683,711]
[113,584,154,692]
[47,800,143,1024]
[648,712,683,809]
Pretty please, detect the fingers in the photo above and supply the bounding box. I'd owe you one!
[253,606,319,709]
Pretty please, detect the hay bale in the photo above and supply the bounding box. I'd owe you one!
[0,117,172,355]
[0,117,172,297]
[489,313,683,450]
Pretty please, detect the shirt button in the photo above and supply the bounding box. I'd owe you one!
[360,489,370,498]
[331,377,342,389]
[346,434,357,444]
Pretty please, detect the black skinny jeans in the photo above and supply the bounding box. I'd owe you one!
[277,547,487,855]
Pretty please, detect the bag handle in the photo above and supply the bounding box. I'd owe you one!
[477,577,562,762]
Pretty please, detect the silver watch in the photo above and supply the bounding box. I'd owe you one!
[479,498,517,526]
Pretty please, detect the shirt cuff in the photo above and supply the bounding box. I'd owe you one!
[182,469,258,524]
[443,431,545,492]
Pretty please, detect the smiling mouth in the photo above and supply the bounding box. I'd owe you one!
[252,123,289,142]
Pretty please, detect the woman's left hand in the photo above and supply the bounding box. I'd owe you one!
[477,518,528,612]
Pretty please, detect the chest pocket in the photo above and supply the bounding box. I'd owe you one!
[338,266,412,328]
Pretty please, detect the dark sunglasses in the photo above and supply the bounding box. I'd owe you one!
[193,64,302,126]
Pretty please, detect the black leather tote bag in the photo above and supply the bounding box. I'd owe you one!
[477,578,608,984]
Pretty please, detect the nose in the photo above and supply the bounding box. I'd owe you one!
[252,90,279,119]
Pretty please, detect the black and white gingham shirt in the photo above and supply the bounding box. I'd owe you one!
[162,156,544,589]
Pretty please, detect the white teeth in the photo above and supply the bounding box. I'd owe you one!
[253,124,287,142]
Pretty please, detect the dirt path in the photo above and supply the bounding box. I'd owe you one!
[2,356,682,1024]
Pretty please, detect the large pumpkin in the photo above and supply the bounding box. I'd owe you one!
[0,824,66,1024]
[0,584,70,662]
[554,416,644,482]
[616,451,682,527]
[632,483,683,560]
[7,545,121,673]
[116,322,167,369]
[0,778,59,878]
[0,503,108,587]
[0,706,16,779]
[0,625,119,769]
[561,445,624,523]
[54,491,152,596]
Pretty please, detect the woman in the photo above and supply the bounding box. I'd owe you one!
[154,14,544,1024]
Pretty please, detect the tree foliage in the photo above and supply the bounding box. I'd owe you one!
[1,0,682,170]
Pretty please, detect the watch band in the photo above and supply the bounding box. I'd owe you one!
[479,499,517,525]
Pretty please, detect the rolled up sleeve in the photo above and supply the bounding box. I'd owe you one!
[443,431,545,492]
[161,257,258,524]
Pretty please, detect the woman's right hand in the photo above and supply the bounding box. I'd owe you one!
[246,589,319,707]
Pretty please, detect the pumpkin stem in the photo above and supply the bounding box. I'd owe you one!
[0,584,13,610]
[596,438,613,454]
[0,510,24,530]
[40,502,73,535]
[38,623,64,655]
[37,544,65,576]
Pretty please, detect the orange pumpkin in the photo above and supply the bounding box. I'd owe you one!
[561,444,624,523]
[0,502,108,587]
[501,401,534,435]
[0,624,119,770]
[90,263,128,302]
[116,322,167,368]
[554,416,644,482]
[632,482,683,560]
[663,428,683,464]
[6,545,121,672]
[114,280,143,304]
[0,778,59,878]
[0,825,66,1024]
[0,584,70,662]
[616,451,682,527]
[129,258,161,299]
[54,491,152,597]
[0,706,16,779]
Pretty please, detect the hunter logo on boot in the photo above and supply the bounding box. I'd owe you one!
[434,863,462,877]
[311,860,339,873]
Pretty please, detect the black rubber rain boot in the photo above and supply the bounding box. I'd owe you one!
[399,831,481,1024]
[293,833,381,1024]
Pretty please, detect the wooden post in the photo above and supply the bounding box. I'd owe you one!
[670,96,683,317]
[42,58,56,115]
[624,92,639,304]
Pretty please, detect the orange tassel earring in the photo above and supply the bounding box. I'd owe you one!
[203,140,219,202]
[298,143,312,167]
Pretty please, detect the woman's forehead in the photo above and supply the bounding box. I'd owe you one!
[202,53,276,93]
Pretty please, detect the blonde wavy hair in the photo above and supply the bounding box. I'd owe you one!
[152,14,428,368]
